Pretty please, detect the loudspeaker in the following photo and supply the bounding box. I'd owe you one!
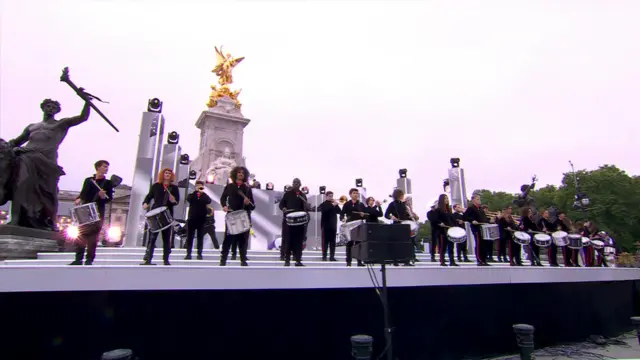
[351,223,413,264]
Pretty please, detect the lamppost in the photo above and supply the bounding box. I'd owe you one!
[569,161,590,216]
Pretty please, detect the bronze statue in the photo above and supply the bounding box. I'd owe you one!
[0,94,92,230]
[514,175,539,220]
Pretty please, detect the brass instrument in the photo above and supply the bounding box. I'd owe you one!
[206,205,214,217]
[338,195,348,204]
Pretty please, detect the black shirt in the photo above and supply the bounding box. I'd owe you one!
[279,190,308,213]
[384,200,411,223]
[497,216,518,240]
[520,216,539,232]
[436,208,456,227]
[463,204,489,234]
[221,182,255,214]
[318,200,341,230]
[143,182,181,215]
[341,200,367,222]
[539,218,558,233]
[557,219,570,232]
[452,212,465,229]
[77,176,114,217]
[365,205,383,223]
[187,191,212,220]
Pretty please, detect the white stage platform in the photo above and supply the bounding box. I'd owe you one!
[1,247,639,293]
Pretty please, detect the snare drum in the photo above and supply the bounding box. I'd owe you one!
[582,237,591,247]
[340,220,365,242]
[481,224,500,241]
[513,231,531,246]
[533,234,552,248]
[447,227,467,243]
[552,231,569,247]
[591,240,605,250]
[145,206,174,233]
[567,234,583,249]
[604,246,616,256]
[70,202,100,226]
[402,220,419,237]
[285,211,309,226]
[226,210,251,235]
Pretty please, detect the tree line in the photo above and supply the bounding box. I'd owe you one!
[417,165,640,252]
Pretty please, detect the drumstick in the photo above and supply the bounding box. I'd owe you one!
[237,190,255,207]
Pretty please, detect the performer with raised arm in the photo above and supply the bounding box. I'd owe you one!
[463,194,492,266]
[340,188,367,267]
[519,207,543,266]
[317,191,341,261]
[365,197,383,223]
[557,211,575,266]
[69,160,114,265]
[426,205,439,262]
[385,188,414,266]
[184,180,211,260]
[220,166,254,267]
[452,204,470,262]
[141,168,180,266]
[279,178,310,267]
[540,210,561,266]
[497,206,521,266]
[435,194,458,267]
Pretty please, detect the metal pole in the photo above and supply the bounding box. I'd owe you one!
[381,263,393,360]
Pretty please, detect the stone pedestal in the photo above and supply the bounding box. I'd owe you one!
[191,97,251,181]
[0,225,62,260]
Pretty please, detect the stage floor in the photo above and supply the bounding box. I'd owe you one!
[1,247,638,292]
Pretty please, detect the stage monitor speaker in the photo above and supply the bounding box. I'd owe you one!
[352,223,413,264]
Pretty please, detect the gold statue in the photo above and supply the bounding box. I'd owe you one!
[206,46,245,110]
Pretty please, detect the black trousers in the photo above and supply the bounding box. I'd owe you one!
[186,217,206,256]
[430,231,439,257]
[507,237,522,264]
[547,243,561,266]
[456,239,468,259]
[321,227,337,259]
[486,239,494,259]
[528,242,541,264]
[596,248,608,267]
[204,224,219,249]
[283,224,305,263]
[280,220,291,260]
[497,237,508,260]
[439,234,454,264]
[345,240,364,265]
[144,227,173,262]
[473,231,489,263]
[221,231,248,261]
[74,220,103,263]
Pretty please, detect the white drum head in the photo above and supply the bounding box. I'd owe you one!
[582,237,590,245]
[534,234,551,241]
[515,231,531,241]
[591,240,604,247]
[401,221,418,232]
[447,227,466,238]
[287,211,307,218]
[274,237,282,250]
[568,234,581,240]
[552,231,567,239]
[146,206,167,217]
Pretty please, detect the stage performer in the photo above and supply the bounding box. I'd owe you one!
[463,194,494,266]
[556,211,575,266]
[519,207,542,266]
[497,206,521,266]
[279,178,310,267]
[69,160,114,265]
[141,168,180,265]
[452,204,470,262]
[203,205,220,250]
[426,205,439,262]
[540,210,560,266]
[480,205,496,262]
[584,222,608,267]
[220,166,254,267]
[365,196,383,223]
[317,191,341,261]
[340,188,367,267]
[184,180,211,260]
[385,188,414,266]
[435,194,458,266]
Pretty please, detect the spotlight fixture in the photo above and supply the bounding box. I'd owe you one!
[355,178,363,187]
[399,169,407,178]
[180,154,190,165]
[147,98,163,113]
[189,170,197,180]
[443,179,450,192]
[302,186,309,194]
[266,182,274,191]
[167,131,179,145]
[319,186,326,194]
[206,174,215,184]
[450,158,460,168]
[285,185,292,192]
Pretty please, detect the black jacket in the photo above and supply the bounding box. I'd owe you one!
[143,183,181,215]
[341,200,367,222]
[220,182,255,215]
[187,191,212,220]
[77,176,114,217]
[318,200,341,230]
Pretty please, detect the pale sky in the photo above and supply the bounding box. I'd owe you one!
[1,0,639,214]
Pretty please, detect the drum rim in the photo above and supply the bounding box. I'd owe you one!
[514,231,531,240]
[552,231,568,237]
[534,233,551,240]
[146,206,168,216]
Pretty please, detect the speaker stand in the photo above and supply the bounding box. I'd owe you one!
[380,263,393,360]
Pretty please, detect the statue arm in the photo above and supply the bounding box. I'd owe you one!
[9,127,31,147]
[59,102,91,129]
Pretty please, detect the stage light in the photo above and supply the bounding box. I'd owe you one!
[450,158,460,168]
[189,170,197,180]
[206,174,215,184]
[266,182,274,191]
[319,186,326,194]
[167,131,179,145]
[580,197,590,206]
[66,225,79,239]
[147,98,163,113]
[302,186,309,194]
[180,154,190,165]
[512,324,535,360]
[351,334,374,360]
[355,178,363,187]
[443,179,450,192]
[107,226,122,242]
[284,185,289,191]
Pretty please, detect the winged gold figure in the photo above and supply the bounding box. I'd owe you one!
[212,46,244,86]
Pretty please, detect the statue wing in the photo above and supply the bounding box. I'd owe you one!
[212,46,226,73]
[230,56,245,67]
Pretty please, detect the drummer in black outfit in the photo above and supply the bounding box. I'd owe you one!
[220,166,255,267]
[70,160,114,266]
[557,211,576,266]
[463,194,494,266]
[340,188,367,267]
[519,207,543,266]
[435,194,458,267]
[365,197,383,223]
[426,205,439,262]
[384,188,414,266]
[452,204,470,262]
[184,180,211,260]
[141,168,180,266]
[497,206,521,266]
[317,191,341,261]
[279,178,310,267]
[540,210,560,266]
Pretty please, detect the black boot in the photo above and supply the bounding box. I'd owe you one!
[219,252,228,266]
[69,249,84,266]
[141,243,156,265]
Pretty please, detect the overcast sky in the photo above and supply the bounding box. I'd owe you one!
[1,0,639,212]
